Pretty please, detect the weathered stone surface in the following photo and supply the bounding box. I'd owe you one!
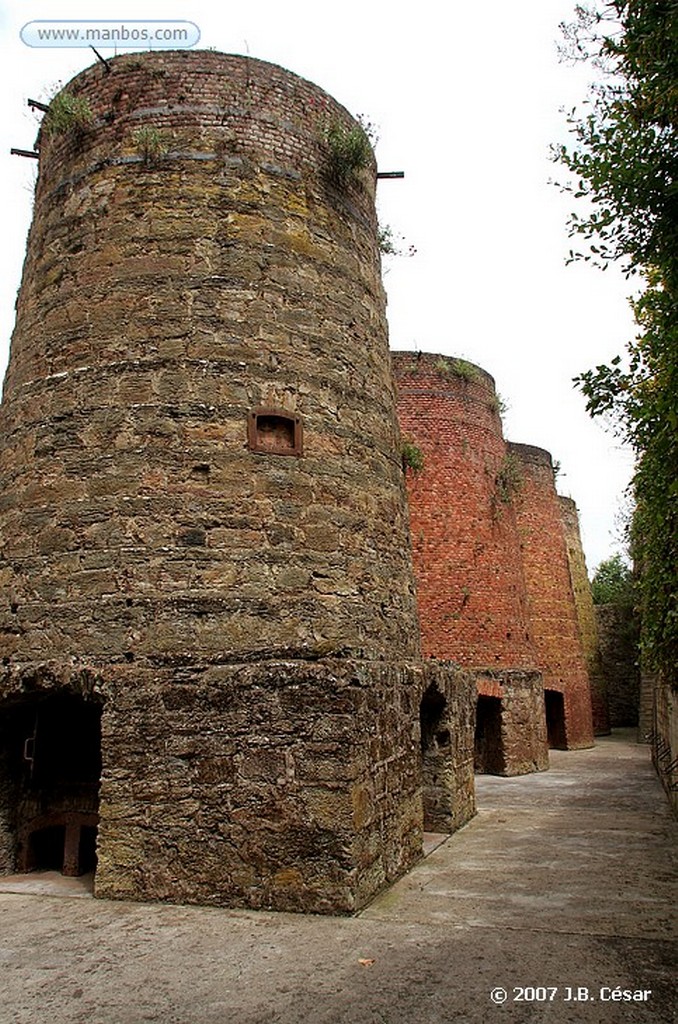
[0,52,477,913]
[650,672,678,817]
[1,51,420,666]
[474,670,549,776]
[559,496,610,735]
[0,658,475,914]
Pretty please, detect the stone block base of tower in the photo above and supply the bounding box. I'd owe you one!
[473,670,549,776]
[0,659,475,915]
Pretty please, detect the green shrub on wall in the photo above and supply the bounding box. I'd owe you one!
[323,117,374,186]
[43,91,94,136]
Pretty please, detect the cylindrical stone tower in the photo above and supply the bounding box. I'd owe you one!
[508,444,595,749]
[2,50,419,664]
[0,52,476,913]
[558,496,610,735]
[393,352,548,776]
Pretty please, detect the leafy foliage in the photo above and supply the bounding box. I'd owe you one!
[433,356,479,382]
[43,90,94,136]
[378,224,417,258]
[591,553,635,604]
[555,1,677,680]
[323,116,375,186]
[401,439,425,474]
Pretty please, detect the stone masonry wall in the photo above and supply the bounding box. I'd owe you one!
[559,496,610,734]
[475,670,548,776]
[509,444,594,749]
[0,51,447,913]
[0,51,420,668]
[651,675,678,818]
[0,658,476,914]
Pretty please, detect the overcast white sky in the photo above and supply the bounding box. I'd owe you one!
[0,0,636,572]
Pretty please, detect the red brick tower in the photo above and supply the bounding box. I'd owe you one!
[509,445,595,749]
[394,352,548,775]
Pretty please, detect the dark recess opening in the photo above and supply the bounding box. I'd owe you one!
[474,695,505,775]
[419,683,454,832]
[257,415,295,450]
[544,689,567,749]
[29,825,66,872]
[0,693,102,876]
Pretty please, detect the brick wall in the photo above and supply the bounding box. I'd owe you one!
[509,444,594,748]
[393,353,549,774]
[393,352,535,669]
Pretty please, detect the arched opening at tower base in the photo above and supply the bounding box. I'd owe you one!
[545,689,567,750]
[0,693,102,877]
[474,695,505,775]
[419,682,457,832]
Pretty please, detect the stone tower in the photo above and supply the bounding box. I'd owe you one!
[558,496,610,735]
[0,51,475,912]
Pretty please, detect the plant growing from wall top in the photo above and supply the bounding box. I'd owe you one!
[43,90,94,137]
[488,393,508,417]
[434,356,479,382]
[323,116,375,187]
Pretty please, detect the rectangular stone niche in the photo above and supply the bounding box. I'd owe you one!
[247,407,303,456]
[94,659,476,914]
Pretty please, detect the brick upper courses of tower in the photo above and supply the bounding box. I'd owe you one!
[393,351,537,671]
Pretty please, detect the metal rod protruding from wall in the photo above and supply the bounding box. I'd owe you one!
[90,46,112,72]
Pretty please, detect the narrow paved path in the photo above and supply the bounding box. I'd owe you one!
[1,731,675,1023]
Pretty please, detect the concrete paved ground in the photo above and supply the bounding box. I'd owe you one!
[0,730,675,1024]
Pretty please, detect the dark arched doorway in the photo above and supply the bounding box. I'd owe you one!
[544,689,567,750]
[419,682,455,831]
[0,692,102,877]
[474,695,506,775]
